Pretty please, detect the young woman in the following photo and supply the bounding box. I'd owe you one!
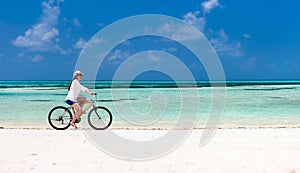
[65,70,94,128]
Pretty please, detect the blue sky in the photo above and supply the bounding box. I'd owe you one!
[0,0,299,80]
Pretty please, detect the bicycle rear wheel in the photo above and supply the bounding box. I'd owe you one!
[88,106,112,130]
[48,106,72,130]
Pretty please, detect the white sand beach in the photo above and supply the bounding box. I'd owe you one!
[1,128,300,173]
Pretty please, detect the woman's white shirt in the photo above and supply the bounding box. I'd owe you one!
[65,79,88,101]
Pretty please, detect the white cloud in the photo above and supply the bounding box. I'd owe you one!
[147,51,161,62]
[183,11,206,32]
[210,29,243,57]
[284,62,299,69]
[31,54,43,62]
[73,38,87,49]
[241,55,263,70]
[13,0,62,52]
[108,50,131,64]
[183,0,221,31]
[151,22,202,41]
[71,18,81,28]
[63,17,82,28]
[97,22,105,27]
[243,34,251,39]
[84,37,104,50]
[182,0,243,57]
[201,0,221,14]
[162,47,177,52]
[17,52,25,57]
[122,40,130,45]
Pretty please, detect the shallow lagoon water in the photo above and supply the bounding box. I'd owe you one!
[0,81,299,129]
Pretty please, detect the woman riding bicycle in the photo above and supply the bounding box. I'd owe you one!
[65,70,94,128]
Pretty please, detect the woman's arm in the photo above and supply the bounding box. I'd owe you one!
[74,80,94,94]
[85,89,95,95]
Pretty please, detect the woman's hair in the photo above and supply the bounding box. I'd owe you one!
[68,77,76,91]
[68,79,73,91]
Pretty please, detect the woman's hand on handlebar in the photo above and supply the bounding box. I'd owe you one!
[87,90,96,95]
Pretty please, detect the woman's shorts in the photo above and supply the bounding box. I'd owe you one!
[66,100,77,106]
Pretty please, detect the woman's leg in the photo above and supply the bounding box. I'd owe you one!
[77,97,87,108]
[70,103,82,125]
[70,98,86,128]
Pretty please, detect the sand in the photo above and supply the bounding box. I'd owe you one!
[1,128,300,173]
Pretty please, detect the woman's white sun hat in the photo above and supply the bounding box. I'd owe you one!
[73,70,83,78]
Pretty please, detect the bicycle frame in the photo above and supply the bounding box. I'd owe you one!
[68,95,97,116]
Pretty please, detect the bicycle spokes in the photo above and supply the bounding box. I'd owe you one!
[48,106,72,130]
[88,106,112,130]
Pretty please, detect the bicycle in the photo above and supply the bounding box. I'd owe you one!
[48,93,112,130]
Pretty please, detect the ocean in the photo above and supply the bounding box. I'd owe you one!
[0,80,299,129]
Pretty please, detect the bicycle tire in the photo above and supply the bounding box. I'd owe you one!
[48,106,73,130]
[87,106,112,130]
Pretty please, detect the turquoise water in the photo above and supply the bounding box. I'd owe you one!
[0,80,299,129]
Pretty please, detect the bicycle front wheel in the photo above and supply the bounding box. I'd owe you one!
[88,106,112,130]
[48,106,72,130]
